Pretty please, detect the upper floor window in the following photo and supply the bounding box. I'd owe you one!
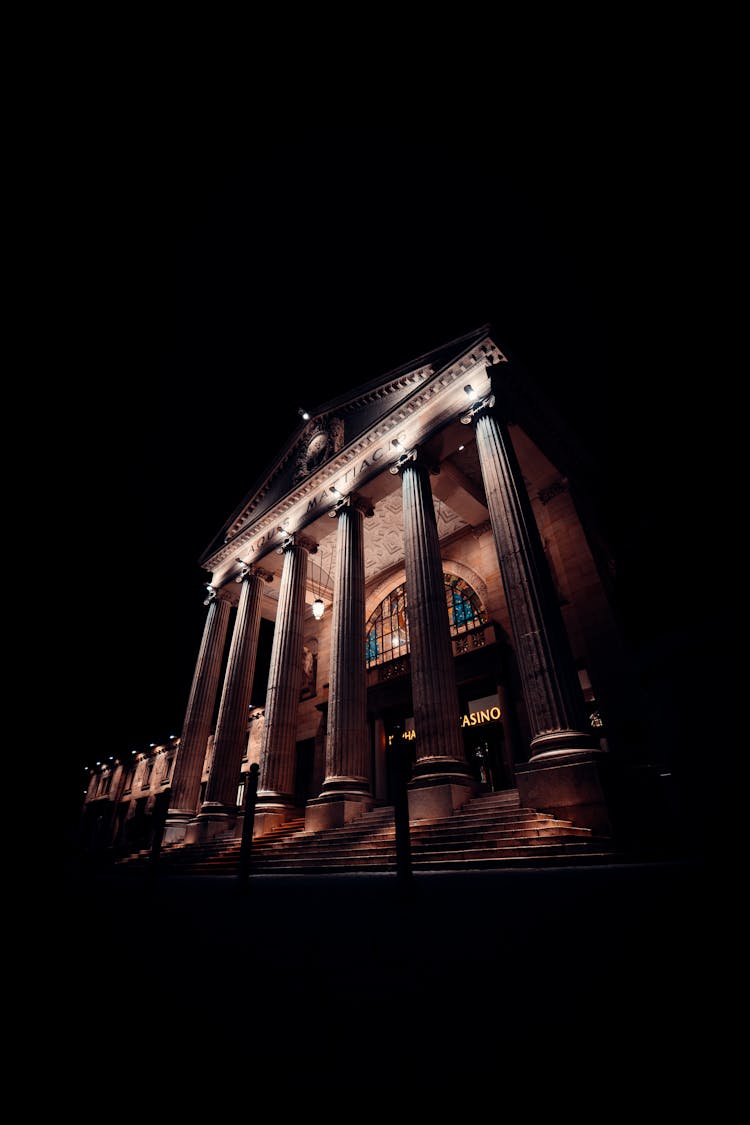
[365,574,487,668]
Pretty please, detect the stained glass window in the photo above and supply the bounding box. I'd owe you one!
[365,574,487,667]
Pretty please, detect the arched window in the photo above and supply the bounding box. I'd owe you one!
[365,574,487,668]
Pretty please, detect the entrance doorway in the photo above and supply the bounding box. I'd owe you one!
[460,692,511,791]
[381,716,416,805]
[294,739,316,808]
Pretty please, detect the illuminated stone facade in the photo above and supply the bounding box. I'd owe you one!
[80,326,655,861]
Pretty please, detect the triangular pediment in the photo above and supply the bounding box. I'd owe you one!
[199,325,500,570]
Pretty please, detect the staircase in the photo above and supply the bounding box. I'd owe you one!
[117,790,621,875]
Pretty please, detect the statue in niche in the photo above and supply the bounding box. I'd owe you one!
[300,645,317,700]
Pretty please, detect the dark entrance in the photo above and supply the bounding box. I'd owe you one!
[294,739,316,808]
[382,714,416,805]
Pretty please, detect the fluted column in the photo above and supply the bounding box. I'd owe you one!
[164,591,231,843]
[305,496,374,831]
[462,371,596,761]
[392,447,473,818]
[190,566,272,839]
[255,534,313,829]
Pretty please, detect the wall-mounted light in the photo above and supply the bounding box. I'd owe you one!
[464,385,476,399]
[298,407,311,421]
[391,437,404,451]
[329,486,342,498]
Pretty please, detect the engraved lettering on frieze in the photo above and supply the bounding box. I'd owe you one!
[306,489,332,515]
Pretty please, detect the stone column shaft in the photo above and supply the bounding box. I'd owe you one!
[257,537,311,808]
[466,382,594,759]
[306,499,374,831]
[398,451,469,780]
[202,569,267,811]
[167,594,231,823]
[322,499,370,792]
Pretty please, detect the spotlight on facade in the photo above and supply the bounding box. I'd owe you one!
[464,385,476,399]
[298,407,311,421]
[329,486,342,498]
[391,437,403,451]
[312,597,325,621]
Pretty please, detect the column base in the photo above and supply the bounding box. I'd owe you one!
[407,774,477,822]
[529,728,600,759]
[183,803,238,845]
[163,811,194,846]
[515,751,613,836]
[305,791,374,831]
[252,796,299,838]
[252,809,300,838]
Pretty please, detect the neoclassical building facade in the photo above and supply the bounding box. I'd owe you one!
[81,325,655,861]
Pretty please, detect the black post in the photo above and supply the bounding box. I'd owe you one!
[393,742,414,899]
[146,792,169,889]
[237,763,260,890]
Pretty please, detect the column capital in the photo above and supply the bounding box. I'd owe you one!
[328,492,374,519]
[203,583,234,606]
[235,563,275,584]
[277,532,318,556]
[389,446,439,476]
[461,391,495,427]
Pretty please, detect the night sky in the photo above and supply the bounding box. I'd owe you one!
[65,119,735,830]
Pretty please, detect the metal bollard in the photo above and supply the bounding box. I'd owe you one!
[237,763,260,890]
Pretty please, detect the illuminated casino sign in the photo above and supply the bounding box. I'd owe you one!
[388,705,502,744]
[461,705,502,727]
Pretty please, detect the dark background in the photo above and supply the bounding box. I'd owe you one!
[62,116,737,846]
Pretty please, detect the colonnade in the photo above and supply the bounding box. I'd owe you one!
[167,366,596,844]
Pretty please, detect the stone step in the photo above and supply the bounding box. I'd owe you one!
[411,824,594,843]
[183,833,612,872]
[166,823,600,863]
[118,787,618,876]
[243,844,615,872]
[462,791,521,807]
[443,805,555,823]
[150,812,559,865]
[173,846,621,875]
[273,810,552,845]
[251,825,595,858]
[252,815,571,851]
[410,815,556,834]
